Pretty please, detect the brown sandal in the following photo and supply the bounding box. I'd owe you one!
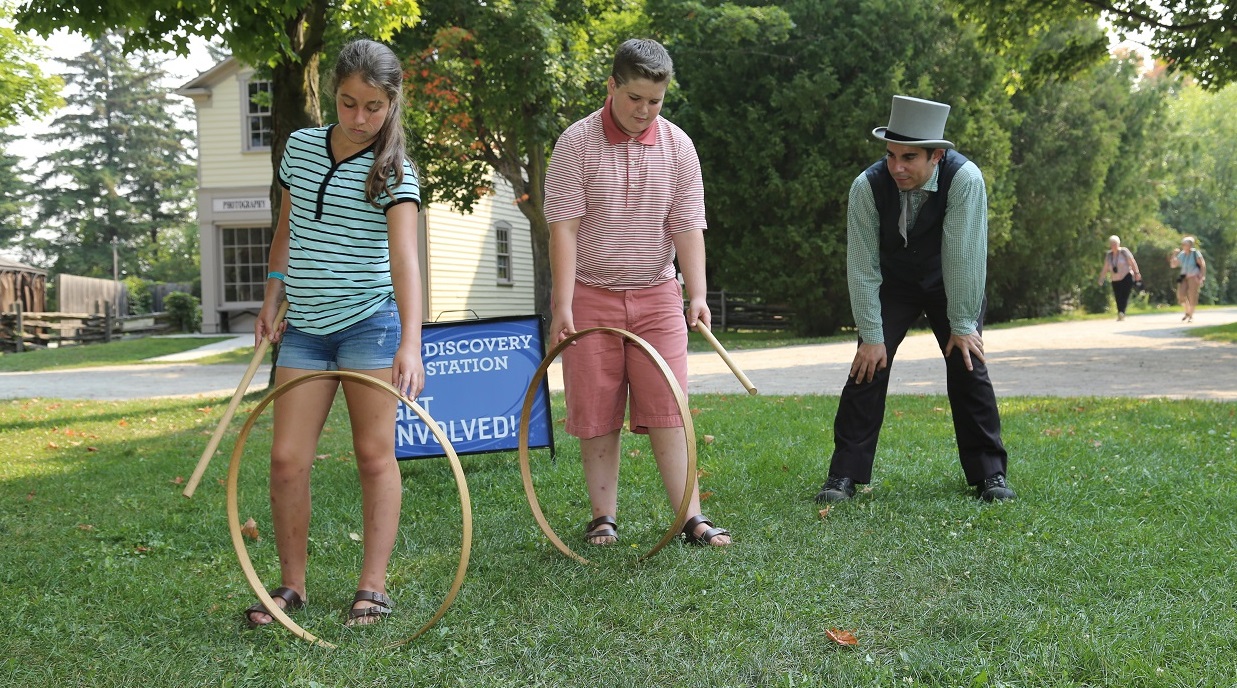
[583,515,619,545]
[243,586,304,628]
[346,590,394,626]
[681,514,731,546]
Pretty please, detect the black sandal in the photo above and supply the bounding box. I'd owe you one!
[681,514,731,546]
[243,586,305,628]
[346,590,394,626]
[583,515,619,545]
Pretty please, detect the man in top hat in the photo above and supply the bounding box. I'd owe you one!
[815,95,1015,503]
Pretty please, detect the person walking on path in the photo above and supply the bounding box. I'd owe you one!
[245,39,425,628]
[1169,236,1206,323]
[815,95,1014,504]
[543,38,731,547]
[1096,235,1141,321]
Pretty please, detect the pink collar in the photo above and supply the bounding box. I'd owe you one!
[602,95,658,146]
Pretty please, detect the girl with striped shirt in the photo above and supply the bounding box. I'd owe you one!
[246,39,423,629]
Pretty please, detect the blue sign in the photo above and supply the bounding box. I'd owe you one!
[396,315,554,460]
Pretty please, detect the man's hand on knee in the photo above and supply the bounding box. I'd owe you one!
[945,332,985,371]
[850,342,888,383]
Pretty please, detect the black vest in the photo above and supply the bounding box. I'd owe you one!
[863,150,968,287]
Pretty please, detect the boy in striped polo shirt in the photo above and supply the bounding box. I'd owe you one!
[544,38,731,548]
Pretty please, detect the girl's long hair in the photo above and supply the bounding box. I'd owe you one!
[333,39,412,206]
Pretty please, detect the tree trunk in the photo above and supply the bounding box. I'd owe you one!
[269,2,328,224]
[265,1,328,386]
[514,140,551,327]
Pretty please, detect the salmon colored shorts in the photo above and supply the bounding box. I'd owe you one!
[561,279,688,439]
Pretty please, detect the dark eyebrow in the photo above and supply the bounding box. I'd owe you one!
[339,93,384,106]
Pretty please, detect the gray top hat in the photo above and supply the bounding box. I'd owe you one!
[871,95,955,149]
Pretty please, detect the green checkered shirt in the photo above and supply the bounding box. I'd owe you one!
[846,159,989,344]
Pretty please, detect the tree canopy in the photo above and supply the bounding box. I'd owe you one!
[664,0,1013,334]
[16,34,197,282]
[0,9,62,127]
[16,0,422,221]
[398,0,657,320]
[953,0,1237,90]
[0,131,32,248]
[399,0,796,321]
[1159,82,1237,303]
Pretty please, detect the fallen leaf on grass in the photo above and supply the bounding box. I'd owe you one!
[26,490,35,501]
[76,523,94,531]
[46,441,60,449]
[349,532,363,542]
[818,506,831,520]
[240,518,260,541]
[826,628,858,646]
[196,407,213,414]
[700,491,713,502]
[702,434,715,445]
[117,419,128,427]
[690,407,702,416]
[86,446,98,452]
[171,476,184,485]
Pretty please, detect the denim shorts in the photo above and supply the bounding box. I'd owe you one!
[278,299,401,371]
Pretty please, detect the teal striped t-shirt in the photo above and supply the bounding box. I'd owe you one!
[278,125,420,335]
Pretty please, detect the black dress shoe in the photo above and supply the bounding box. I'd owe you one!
[815,474,857,503]
[978,473,1016,501]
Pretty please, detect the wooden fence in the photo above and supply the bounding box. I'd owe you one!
[695,290,795,332]
[1,302,177,353]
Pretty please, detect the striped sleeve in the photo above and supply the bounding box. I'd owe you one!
[544,123,587,224]
[664,128,706,234]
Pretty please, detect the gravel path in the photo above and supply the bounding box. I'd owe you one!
[2,308,1235,401]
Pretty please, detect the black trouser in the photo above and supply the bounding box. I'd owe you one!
[1111,273,1135,314]
[828,278,1008,486]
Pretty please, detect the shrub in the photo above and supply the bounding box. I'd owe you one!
[124,276,152,315]
[163,291,201,333]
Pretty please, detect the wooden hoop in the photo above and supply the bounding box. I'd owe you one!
[226,370,472,649]
[518,327,696,565]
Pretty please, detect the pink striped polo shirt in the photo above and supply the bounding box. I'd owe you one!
[544,97,707,290]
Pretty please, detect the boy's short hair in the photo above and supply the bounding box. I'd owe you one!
[611,38,674,86]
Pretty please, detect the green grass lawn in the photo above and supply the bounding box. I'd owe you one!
[2,391,1234,686]
[1191,321,1237,344]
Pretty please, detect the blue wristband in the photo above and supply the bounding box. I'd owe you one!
[267,271,286,281]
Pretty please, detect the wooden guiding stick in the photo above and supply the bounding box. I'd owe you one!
[182,300,288,498]
[694,321,758,395]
